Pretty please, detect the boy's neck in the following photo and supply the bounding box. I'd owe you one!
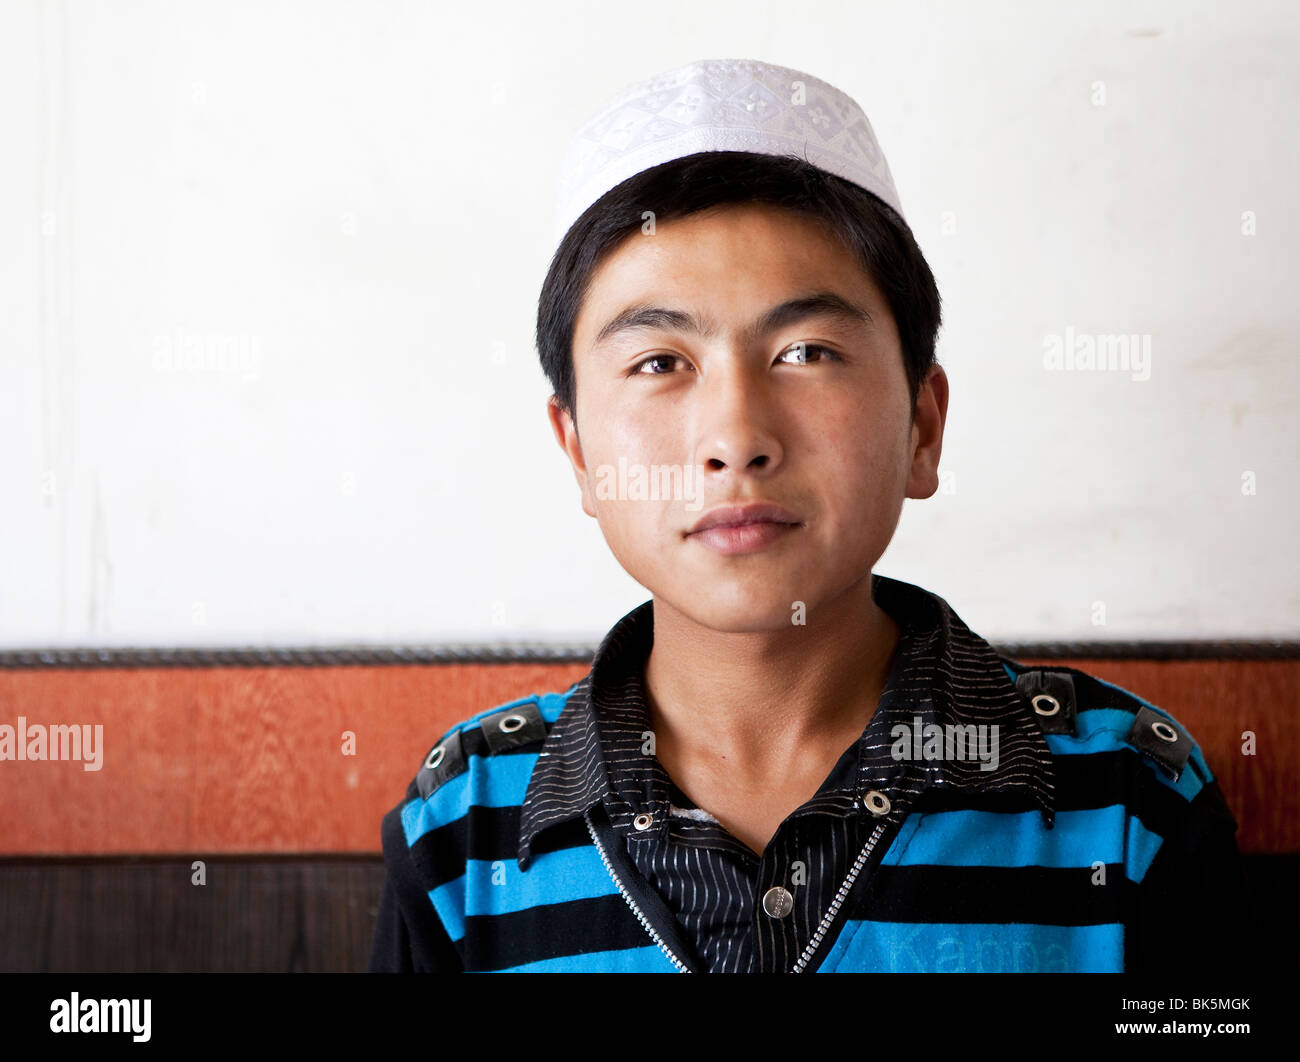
[641,575,901,779]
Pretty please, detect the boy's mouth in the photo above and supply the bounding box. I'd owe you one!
[687,501,803,535]
[686,502,804,555]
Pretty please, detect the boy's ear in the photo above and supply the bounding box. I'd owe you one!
[905,364,949,500]
[546,395,597,518]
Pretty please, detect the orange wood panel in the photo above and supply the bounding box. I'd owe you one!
[0,663,588,857]
[0,658,1293,855]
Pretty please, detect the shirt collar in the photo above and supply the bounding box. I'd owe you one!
[516,574,1056,870]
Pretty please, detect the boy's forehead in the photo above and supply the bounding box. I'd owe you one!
[617,201,839,260]
[575,206,881,346]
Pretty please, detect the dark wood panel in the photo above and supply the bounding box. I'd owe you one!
[0,857,387,973]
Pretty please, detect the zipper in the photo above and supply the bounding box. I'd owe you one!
[585,805,894,974]
[790,816,890,973]
[583,809,691,973]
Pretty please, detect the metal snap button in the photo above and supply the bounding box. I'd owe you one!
[1151,720,1179,743]
[863,790,891,816]
[498,713,527,734]
[1032,693,1060,716]
[632,813,654,831]
[762,886,794,918]
[424,745,445,770]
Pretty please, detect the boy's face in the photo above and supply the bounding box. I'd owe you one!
[548,201,947,632]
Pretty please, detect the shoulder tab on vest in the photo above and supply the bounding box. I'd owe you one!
[414,699,548,801]
[416,727,467,800]
[1014,669,1078,735]
[1124,705,1193,781]
[479,699,547,753]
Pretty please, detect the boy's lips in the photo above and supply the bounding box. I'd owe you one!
[687,502,803,535]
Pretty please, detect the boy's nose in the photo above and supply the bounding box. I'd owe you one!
[688,365,785,477]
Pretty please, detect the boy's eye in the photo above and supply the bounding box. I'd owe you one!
[628,353,684,376]
[628,345,841,376]
[777,343,841,365]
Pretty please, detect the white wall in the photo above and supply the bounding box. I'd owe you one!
[2,0,1296,647]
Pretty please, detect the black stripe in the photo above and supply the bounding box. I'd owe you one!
[861,863,1132,925]
[460,894,659,971]
[407,806,597,889]
[916,749,1224,849]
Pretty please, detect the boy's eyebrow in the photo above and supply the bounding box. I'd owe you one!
[591,290,876,349]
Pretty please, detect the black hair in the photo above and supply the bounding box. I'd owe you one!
[535,150,941,427]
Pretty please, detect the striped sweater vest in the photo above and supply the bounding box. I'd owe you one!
[375,659,1241,973]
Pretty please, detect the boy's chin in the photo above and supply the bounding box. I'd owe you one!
[650,585,816,634]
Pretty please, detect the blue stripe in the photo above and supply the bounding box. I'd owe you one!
[1046,709,1204,802]
[429,882,467,942]
[535,687,577,723]
[1126,812,1166,882]
[400,688,579,849]
[430,846,622,939]
[1089,675,1214,781]
[490,944,680,973]
[894,806,1162,877]
[399,750,541,847]
[818,919,1124,972]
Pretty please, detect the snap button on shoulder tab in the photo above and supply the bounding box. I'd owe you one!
[632,813,654,831]
[1124,705,1193,781]
[1015,670,1078,735]
[416,727,467,800]
[480,700,547,754]
[1151,720,1179,743]
[1032,693,1060,716]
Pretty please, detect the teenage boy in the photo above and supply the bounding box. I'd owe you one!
[369,58,1247,973]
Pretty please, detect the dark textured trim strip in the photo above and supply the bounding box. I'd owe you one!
[0,639,1297,669]
[0,644,601,669]
[997,640,1300,661]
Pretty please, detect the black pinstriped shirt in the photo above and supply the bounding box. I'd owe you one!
[515,573,1057,973]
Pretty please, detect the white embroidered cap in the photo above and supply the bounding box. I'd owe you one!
[552,57,905,249]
